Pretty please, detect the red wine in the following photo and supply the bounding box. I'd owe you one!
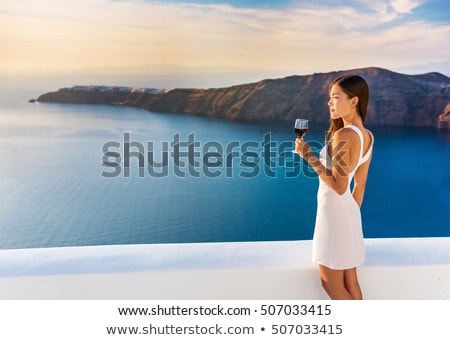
[295,128,308,138]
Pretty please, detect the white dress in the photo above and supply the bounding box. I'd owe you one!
[312,125,374,270]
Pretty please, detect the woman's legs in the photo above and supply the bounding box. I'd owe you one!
[344,268,363,300]
[319,265,362,300]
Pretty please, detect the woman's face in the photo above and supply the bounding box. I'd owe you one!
[328,84,355,120]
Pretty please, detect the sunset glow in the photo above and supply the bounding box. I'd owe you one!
[1,0,449,83]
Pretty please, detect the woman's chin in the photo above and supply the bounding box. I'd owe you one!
[330,113,340,120]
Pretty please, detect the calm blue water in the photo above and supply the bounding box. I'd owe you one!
[0,87,449,249]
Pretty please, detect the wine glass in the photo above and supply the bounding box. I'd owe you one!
[292,119,308,153]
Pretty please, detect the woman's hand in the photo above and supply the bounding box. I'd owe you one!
[295,137,312,159]
[294,137,327,181]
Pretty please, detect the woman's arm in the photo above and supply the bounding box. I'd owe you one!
[295,128,359,195]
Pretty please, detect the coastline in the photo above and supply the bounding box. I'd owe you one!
[0,237,449,299]
[32,67,450,130]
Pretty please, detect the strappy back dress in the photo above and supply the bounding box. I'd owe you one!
[312,125,374,270]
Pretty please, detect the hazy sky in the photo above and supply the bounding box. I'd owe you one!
[1,0,449,85]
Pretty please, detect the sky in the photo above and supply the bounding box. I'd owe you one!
[1,0,449,87]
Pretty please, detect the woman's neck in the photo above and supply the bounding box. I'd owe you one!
[343,115,363,128]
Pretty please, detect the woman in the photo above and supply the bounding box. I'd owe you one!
[295,75,374,300]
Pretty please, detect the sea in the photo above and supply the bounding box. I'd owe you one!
[0,83,449,249]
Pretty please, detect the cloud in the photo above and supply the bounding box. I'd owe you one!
[350,0,426,22]
[0,0,448,77]
[390,0,424,13]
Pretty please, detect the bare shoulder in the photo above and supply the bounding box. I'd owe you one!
[332,127,359,147]
[365,128,374,143]
[361,127,374,150]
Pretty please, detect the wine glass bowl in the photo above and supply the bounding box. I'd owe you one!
[294,119,308,138]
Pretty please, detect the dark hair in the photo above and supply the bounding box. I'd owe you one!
[326,75,370,142]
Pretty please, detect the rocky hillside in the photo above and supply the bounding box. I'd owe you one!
[35,67,450,129]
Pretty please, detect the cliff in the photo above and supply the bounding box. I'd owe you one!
[437,103,450,129]
[35,67,450,129]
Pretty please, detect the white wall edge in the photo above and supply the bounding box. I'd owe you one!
[0,237,449,299]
